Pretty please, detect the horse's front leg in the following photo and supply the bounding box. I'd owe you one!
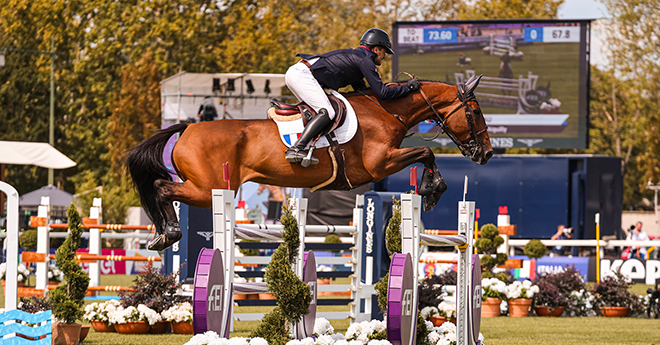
[378,146,446,212]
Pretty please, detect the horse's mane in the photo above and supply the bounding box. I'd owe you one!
[342,76,455,98]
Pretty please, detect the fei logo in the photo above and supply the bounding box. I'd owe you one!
[473,285,482,308]
[402,289,414,316]
[208,284,224,312]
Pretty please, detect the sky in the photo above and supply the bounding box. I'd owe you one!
[557,0,609,67]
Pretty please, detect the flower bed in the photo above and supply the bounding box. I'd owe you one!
[183,318,484,345]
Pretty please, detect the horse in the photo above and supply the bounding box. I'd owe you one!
[126,75,493,251]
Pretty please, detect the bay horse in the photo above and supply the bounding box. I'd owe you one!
[126,75,493,251]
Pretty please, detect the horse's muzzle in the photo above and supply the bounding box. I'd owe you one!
[474,148,493,165]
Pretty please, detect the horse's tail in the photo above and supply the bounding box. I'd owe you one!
[126,123,188,230]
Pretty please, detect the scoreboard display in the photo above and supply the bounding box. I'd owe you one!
[393,20,591,149]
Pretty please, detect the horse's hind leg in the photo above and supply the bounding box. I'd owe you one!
[147,179,197,251]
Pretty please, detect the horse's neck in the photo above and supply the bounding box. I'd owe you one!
[405,84,457,128]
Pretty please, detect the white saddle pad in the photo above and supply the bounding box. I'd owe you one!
[273,91,358,149]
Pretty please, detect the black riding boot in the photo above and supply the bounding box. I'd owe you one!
[285,109,332,165]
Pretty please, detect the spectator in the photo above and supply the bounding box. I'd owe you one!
[197,96,218,122]
[550,225,573,256]
[626,221,650,259]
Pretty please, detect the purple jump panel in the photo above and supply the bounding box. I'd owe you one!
[293,251,318,339]
[471,254,482,344]
[386,253,416,345]
[193,248,225,336]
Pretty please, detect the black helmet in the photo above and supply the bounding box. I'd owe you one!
[360,28,395,54]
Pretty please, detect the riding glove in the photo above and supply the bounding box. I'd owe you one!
[407,79,421,92]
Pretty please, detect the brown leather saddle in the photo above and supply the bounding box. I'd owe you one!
[270,94,347,135]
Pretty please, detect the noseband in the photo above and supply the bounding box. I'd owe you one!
[418,86,488,159]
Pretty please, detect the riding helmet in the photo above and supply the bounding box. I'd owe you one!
[360,28,395,54]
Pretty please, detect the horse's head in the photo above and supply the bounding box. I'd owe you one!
[418,75,493,165]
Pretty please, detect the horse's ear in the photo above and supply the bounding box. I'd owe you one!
[457,82,465,95]
[466,74,483,93]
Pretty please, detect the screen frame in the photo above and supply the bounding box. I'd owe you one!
[392,19,592,149]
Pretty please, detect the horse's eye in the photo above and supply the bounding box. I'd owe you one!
[474,109,482,117]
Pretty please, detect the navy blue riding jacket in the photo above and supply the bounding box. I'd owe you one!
[297,47,409,100]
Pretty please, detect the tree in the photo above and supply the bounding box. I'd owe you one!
[596,0,660,204]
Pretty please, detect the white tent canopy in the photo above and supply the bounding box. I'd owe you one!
[0,141,76,169]
[160,72,290,125]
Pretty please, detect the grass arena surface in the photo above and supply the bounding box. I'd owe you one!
[2,275,659,344]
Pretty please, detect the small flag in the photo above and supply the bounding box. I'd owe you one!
[410,166,418,194]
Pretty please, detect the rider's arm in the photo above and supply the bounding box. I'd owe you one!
[351,80,367,92]
[359,58,408,100]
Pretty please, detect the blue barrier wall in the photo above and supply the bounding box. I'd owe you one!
[374,154,622,240]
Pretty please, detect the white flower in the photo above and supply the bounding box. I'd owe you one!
[313,317,334,335]
[162,302,193,323]
[421,306,439,318]
[286,340,302,345]
[316,335,334,345]
[300,338,315,345]
[249,337,268,345]
[184,331,222,345]
[427,331,441,345]
[334,341,349,345]
[228,337,249,345]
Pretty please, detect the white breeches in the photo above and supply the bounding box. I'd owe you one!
[285,60,336,120]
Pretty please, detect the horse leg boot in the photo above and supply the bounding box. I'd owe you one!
[419,165,447,212]
[285,109,331,165]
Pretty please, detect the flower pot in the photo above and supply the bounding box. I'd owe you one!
[535,305,564,317]
[481,298,502,318]
[317,278,331,285]
[246,294,260,300]
[600,306,629,317]
[52,322,82,345]
[80,325,91,342]
[508,298,533,317]
[234,294,247,300]
[259,293,276,300]
[115,321,151,334]
[429,316,456,326]
[91,320,116,332]
[171,321,194,334]
[149,321,171,334]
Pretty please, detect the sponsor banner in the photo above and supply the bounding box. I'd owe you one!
[600,258,660,285]
[509,255,589,282]
[78,248,127,275]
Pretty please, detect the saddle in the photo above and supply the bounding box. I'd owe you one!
[270,94,347,134]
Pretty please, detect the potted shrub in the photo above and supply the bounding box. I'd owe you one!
[592,271,644,317]
[162,302,193,334]
[533,266,585,317]
[117,263,188,333]
[109,304,161,334]
[505,280,539,317]
[524,239,547,260]
[481,277,507,317]
[50,205,90,345]
[83,300,121,332]
[16,296,52,341]
[475,224,507,279]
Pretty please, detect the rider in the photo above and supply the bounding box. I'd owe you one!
[284,28,422,165]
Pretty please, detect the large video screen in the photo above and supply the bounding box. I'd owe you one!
[392,20,591,149]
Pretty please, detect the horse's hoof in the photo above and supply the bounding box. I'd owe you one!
[148,234,167,251]
[419,168,435,196]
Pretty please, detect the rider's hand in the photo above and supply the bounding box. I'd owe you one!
[407,78,421,92]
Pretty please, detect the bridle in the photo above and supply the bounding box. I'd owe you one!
[417,80,488,160]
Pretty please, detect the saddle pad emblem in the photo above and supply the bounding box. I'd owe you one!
[273,90,358,149]
[283,133,302,146]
